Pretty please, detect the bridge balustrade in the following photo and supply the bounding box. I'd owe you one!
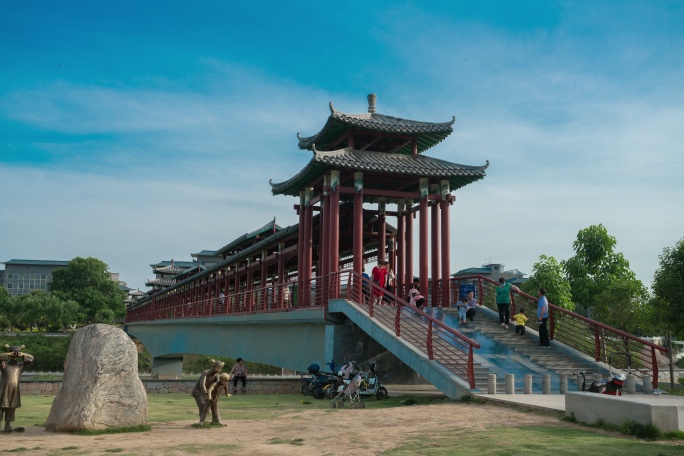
[326,270,480,389]
[451,275,668,388]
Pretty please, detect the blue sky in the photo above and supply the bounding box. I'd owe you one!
[1,1,682,292]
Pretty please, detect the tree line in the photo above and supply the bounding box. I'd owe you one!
[0,257,127,332]
[519,224,684,386]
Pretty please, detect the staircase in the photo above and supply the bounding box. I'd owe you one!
[440,307,599,392]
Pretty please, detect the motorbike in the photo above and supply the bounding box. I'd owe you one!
[299,363,339,399]
[324,360,388,400]
[575,351,631,396]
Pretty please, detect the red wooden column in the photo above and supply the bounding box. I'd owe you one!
[440,181,452,308]
[260,251,267,309]
[396,201,405,298]
[277,242,285,306]
[419,178,429,302]
[319,177,329,307]
[405,202,414,290]
[378,201,386,262]
[330,170,340,275]
[303,187,314,306]
[353,172,364,279]
[431,196,441,306]
[320,175,329,280]
[297,191,305,307]
[246,259,253,311]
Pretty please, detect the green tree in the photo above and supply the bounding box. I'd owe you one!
[593,280,649,335]
[6,292,79,332]
[562,224,638,317]
[651,238,684,388]
[49,257,126,323]
[520,255,573,311]
[0,288,11,331]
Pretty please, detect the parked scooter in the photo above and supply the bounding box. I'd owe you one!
[575,351,631,396]
[325,361,388,400]
[299,363,339,399]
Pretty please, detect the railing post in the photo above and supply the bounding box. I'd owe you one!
[594,324,601,361]
[427,321,434,360]
[395,307,401,337]
[651,346,659,389]
[468,345,475,389]
[549,309,555,341]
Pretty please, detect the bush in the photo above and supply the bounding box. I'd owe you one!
[0,334,71,372]
[183,354,281,375]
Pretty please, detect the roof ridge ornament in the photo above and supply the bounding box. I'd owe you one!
[368,93,377,113]
[329,101,335,114]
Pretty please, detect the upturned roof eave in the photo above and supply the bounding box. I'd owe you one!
[270,148,488,197]
[297,106,455,154]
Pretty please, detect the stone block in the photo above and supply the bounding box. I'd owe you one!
[565,391,684,432]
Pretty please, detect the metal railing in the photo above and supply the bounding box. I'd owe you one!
[451,275,668,388]
[325,270,480,388]
[126,270,481,389]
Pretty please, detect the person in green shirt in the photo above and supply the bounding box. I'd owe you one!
[495,277,519,329]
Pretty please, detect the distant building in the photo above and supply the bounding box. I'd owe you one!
[146,259,203,290]
[452,263,527,285]
[1,258,129,298]
[0,259,69,297]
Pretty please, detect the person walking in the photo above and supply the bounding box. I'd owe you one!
[495,277,519,329]
[537,288,551,348]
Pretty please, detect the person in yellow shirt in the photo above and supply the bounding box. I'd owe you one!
[512,308,528,336]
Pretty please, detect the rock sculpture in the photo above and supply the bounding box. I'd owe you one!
[45,324,147,431]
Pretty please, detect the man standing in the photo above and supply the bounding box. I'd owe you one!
[537,288,550,348]
[0,345,33,432]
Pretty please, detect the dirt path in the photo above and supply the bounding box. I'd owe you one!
[0,402,568,455]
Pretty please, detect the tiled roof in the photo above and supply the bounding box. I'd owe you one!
[2,259,69,266]
[154,264,184,275]
[149,260,198,269]
[215,219,283,256]
[270,148,488,197]
[297,102,455,154]
[453,267,492,276]
[146,278,176,287]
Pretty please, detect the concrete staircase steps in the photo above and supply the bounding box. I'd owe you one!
[444,308,599,380]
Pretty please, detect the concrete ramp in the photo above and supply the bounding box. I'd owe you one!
[328,299,475,399]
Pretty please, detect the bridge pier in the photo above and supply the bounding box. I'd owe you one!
[152,356,184,377]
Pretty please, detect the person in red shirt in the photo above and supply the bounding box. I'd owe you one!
[371,260,388,305]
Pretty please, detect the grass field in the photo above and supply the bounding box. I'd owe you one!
[15,394,684,455]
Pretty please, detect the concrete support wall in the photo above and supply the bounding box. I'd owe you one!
[152,357,184,376]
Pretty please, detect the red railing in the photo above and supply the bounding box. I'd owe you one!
[325,270,480,389]
[451,275,668,388]
[125,278,323,322]
[126,270,481,389]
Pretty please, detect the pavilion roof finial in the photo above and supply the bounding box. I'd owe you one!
[367,93,377,114]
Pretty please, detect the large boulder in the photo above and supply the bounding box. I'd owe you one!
[45,324,148,431]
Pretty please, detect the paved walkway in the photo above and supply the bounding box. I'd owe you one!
[387,385,684,415]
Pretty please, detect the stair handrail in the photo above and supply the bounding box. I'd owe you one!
[451,275,668,387]
[328,270,480,388]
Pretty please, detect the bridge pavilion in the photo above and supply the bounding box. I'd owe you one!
[270,94,488,307]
